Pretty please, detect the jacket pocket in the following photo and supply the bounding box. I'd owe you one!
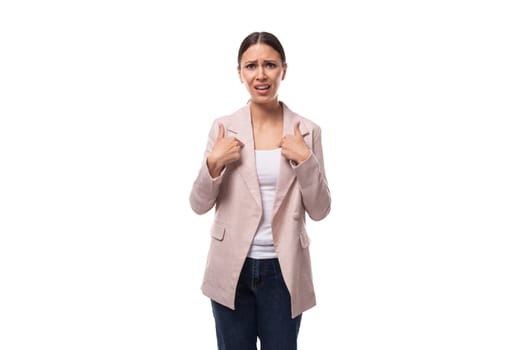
[299,229,311,248]
[210,223,225,241]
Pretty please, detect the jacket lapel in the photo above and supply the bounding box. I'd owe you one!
[226,103,309,216]
[226,104,262,209]
[272,103,309,218]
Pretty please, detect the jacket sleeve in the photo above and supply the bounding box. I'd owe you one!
[189,119,224,215]
[293,125,331,221]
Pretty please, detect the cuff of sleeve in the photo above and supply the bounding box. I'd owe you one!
[289,151,313,169]
[208,166,226,181]
[293,153,318,187]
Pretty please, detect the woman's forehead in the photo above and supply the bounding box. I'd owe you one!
[241,43,281,61]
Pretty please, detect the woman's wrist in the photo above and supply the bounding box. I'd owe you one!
[207,155,224,178]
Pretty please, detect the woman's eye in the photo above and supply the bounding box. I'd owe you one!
[265,62,277,68]
[246,64,256,69]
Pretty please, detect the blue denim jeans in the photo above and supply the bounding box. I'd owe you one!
[211,258,302,350]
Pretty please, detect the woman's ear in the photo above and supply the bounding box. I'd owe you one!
[281,63,288,80]
[238,68,243,83]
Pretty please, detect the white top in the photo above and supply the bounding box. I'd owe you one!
[247,148,281,259]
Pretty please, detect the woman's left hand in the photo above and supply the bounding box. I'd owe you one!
[280,122,311,165]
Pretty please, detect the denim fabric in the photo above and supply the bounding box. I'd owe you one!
[211,258,302,350]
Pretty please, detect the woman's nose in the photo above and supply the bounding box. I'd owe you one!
[256,66,266,80]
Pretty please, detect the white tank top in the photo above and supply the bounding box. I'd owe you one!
[247,148,281,259]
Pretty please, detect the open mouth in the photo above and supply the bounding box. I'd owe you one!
[254,85,270,91]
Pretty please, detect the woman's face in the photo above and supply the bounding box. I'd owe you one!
[238,43,287,105]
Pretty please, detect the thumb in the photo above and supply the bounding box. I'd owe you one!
[294,121,301,136]
[217,123,225,139]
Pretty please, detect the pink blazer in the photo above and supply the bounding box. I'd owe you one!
[189,102,331,318]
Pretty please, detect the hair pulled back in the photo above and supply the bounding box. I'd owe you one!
[237,32,286,69]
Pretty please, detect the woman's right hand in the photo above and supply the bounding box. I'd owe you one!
[207,124,244,178]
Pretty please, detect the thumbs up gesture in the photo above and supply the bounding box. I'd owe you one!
[207,124,244,177]
[280,121,311,165]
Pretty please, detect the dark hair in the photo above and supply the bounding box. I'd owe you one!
[237,32,286,69]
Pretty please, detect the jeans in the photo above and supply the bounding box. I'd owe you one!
[211,258,302,350]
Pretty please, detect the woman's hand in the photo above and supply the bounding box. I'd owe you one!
[280,122,311,165]
[207,124,244,177]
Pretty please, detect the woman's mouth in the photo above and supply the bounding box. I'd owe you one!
[254,84,270,91]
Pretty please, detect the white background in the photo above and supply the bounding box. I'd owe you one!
[1,0,524,349]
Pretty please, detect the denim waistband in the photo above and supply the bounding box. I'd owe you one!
[242,257,281,279]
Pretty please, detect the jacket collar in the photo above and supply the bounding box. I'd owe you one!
[226,101,308,141]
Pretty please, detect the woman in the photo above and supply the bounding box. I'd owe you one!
[189,31,331,350]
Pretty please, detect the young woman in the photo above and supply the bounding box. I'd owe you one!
[189,31,331,350]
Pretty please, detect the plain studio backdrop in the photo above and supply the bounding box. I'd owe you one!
[1,0,524,349]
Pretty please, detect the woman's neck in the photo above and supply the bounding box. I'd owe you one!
[250,100,283,127]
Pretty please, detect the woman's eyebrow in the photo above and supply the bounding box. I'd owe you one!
[243,59,279,64]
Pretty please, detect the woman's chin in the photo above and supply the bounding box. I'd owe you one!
[250,95,278,105]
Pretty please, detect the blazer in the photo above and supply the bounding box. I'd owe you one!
[189,101,331,318]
